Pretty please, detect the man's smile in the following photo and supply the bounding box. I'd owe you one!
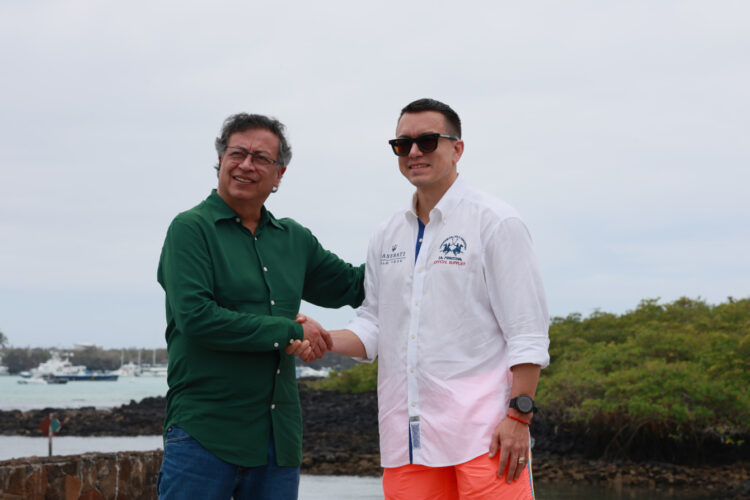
[233,175,257,184]
[408,162,430,170]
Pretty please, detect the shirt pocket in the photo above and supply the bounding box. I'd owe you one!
[422,241,481,327]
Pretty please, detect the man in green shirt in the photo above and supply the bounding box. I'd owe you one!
[156,113,364,499]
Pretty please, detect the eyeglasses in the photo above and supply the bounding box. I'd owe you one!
[224,146,281,168]
[388,133,459,156]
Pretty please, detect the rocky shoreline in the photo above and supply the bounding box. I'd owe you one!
[1,386,748,498]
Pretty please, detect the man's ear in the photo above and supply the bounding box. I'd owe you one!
[453,139,465,164]
[275,166,287,188]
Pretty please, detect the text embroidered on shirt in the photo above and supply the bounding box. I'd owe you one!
[381,244,407,265]
[433,235,467,266]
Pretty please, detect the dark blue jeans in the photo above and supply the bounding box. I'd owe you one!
[158,425,300,500]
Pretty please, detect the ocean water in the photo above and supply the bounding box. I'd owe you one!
[0,435,164,461]
[0,368,326,411]
[0,375,168,411]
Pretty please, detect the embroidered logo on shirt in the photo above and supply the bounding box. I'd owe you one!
[434,235,467,266]
[381,244,406,265]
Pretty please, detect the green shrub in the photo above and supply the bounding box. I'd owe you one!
[538,297,750,436]
[312,361,378,393]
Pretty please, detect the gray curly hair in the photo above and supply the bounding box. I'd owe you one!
[213,113,292,173]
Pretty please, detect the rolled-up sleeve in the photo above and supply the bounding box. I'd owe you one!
[484,217,550,368]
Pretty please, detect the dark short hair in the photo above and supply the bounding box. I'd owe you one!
[213,113,292,173]
[399,98,462,138]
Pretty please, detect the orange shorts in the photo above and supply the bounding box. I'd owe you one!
[382,452,534,500]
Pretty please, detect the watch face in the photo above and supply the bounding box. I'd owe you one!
[515,395,534,413]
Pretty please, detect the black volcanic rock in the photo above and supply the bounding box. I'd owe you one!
[299,385,380,475]
[0,396,166,436]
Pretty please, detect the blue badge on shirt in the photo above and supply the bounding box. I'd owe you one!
[436,235,467,264]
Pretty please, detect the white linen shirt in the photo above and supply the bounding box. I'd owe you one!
[346,176,550,468]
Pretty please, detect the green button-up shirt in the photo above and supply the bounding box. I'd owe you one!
[157,190,364,467]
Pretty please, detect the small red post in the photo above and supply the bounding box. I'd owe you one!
[48,413,53,457]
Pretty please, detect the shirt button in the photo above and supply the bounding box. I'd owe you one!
[235,217,240,223]
[263,267,268,272]
[273,342,279,348]
[277,369,281,375]
[254,236,258,241]
[414,301,419,306]
[411,402,416,407]
[410,368,415,373]
[271,300,276,305]
[271,404,276,409]
[417,268,423,273]
[418,238,423,243]
[410,335,415,340]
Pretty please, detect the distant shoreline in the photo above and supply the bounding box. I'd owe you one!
[0,388,747,498]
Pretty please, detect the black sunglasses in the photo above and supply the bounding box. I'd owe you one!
[388,133,459,156]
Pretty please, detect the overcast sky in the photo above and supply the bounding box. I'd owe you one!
[1,1,748,348]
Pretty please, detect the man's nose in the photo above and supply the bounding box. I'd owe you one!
[408,142,422,157]
[239,155,256,169]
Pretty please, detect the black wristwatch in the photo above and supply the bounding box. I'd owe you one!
[509,395,537,414]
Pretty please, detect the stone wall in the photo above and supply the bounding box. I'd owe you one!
[0,450,162,500]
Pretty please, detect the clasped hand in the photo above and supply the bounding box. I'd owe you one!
[285,314,333,362]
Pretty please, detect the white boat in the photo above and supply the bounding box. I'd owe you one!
[19,351,118,382]
[137,364,168,377]
[113,361,141,376]
[20,351,87,378]
[135,350,167,377]
[112,361,167,377]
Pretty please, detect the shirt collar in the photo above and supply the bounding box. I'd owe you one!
[204,190,284,230]
[405,175,468,222]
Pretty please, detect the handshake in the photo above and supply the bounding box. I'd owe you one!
[285,313,332,363]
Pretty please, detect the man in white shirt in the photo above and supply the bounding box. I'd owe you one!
[293,98,550,499]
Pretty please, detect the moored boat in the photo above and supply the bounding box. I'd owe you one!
[19,351,118,382]
[137,364,168,377]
